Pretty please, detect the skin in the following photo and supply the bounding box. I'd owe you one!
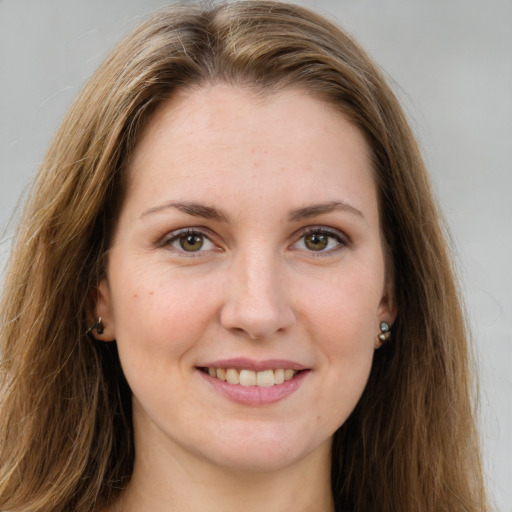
[94,84,396,512]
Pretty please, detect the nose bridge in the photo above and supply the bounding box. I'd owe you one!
[220,243,294,339]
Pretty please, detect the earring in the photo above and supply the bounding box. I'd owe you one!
[85,317,104,336]
[378,321,391,342]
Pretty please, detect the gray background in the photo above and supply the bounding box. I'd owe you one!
[1,0,510,509]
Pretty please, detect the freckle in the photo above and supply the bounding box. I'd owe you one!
[149,291,154,295]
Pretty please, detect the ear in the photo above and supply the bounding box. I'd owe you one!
[87,279,116,342]
[375,278,398,349]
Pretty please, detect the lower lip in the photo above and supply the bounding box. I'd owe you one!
[198,369,309,406]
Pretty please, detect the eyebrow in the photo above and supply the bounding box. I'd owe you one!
[140,199,366,224]
[288,201,367,224]
[140,201,230,222]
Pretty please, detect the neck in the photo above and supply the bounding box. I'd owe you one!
[109,422,334,512]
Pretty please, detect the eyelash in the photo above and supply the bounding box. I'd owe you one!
[291,226,349,256]
[159,228,217,257]
[159,226,349,256]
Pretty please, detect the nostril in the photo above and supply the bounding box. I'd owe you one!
[219,284,296,339]
[229,325,283,340]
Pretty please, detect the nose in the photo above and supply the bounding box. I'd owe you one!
[220,249,295,340]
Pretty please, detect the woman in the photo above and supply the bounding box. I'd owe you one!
[0,1,488,511]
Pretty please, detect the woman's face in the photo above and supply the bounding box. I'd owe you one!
[95,85,395,473]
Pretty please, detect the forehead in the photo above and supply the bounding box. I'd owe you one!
[124,84,378,223]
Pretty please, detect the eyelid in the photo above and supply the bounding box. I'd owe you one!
[290,225,350,254]
[157,225,349,256]
[158,227,221,255]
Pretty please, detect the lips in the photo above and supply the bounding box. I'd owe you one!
[196,359,309,406]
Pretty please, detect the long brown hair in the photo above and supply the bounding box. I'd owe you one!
[0,2,487,510]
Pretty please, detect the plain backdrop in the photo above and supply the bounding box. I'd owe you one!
[1,0,511,510]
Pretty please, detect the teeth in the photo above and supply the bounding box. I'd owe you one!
[257,369,275,387]
[226,368,240,385]
[284,369,295,381]
[205,367,299,386]
[239,369,256,386]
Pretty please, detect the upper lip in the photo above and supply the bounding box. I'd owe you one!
[197,358,309,372]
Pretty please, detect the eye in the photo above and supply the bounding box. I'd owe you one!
[292,228,347,253]
[163,229,216,254]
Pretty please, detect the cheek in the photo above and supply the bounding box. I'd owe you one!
[298,264,382,403]
[110,271,224,418]
[309,292,376,429]
[302,264,383,342]
[110,267,222,365]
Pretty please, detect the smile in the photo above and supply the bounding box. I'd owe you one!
[200,367,299,387]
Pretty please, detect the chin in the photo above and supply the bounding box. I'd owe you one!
[191,424,332,474]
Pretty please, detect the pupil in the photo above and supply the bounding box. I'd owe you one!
[180,234,204,251]
[305,233,328,251]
